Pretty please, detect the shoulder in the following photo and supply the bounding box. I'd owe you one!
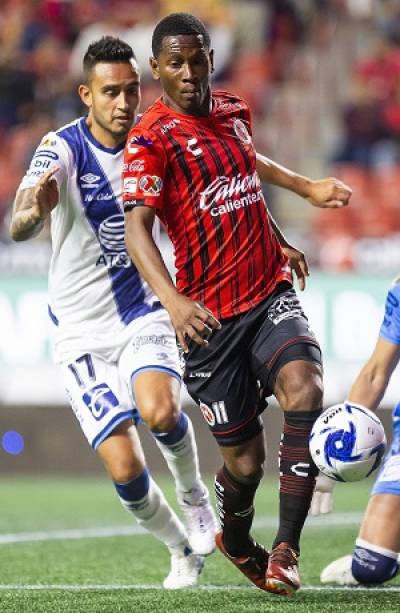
[31,125,76,167]
[213,90,250,114]
[56,118,85,150]
[387,276,400,302]
[126,104,170,158]
[134,99,170,134]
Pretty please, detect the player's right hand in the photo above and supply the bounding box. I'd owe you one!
[33,166,60,219]
[281,244,309,291]
[310,472,335,515]
[165,293,221,353]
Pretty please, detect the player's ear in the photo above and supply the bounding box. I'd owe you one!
[149,56,160,80]
[79,83,92,109]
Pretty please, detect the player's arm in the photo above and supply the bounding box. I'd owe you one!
[348,337,400,410]
[267,210,309,290]
[10,167,60,241]
[124,206,220,352]
[255,152,352,208]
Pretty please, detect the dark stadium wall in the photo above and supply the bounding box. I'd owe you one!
[0,405,394,476]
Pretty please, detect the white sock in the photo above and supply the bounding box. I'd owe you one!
[153,414,205,499]
[118,475,188,550]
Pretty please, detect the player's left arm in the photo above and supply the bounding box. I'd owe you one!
[348,337,400,410]
[255,152,352,208]
[267,210,309,291]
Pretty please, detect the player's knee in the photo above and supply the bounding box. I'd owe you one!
[352,543,400,585]
[278,365,323,411]
[141,400,180,432]
[226,458,264,484]
[108,458,142,484]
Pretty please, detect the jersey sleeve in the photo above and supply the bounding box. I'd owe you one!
[122,128,167,213]
[379,279,400,345]
[18,131,69,191]
[241,100,253,136]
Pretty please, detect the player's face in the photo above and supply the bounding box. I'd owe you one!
[79,61,141,146]
[150,35,214,116]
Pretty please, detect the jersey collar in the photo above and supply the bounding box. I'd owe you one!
[80,117,125,154]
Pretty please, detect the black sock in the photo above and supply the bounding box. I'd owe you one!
[215,465,260,557]
[273,409,321,552]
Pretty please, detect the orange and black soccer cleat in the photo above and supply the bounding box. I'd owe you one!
[265,542,300,596]
[215,531,269,591]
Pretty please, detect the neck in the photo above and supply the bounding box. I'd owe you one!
[163,89,212,117]
[86,116,125,148]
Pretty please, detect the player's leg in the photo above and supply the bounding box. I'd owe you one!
[353,405,400,583]
[184,315,270,590]
[133,369,217,555]
[263,359,322,596]
[320,495,400,586]
[97,419,204,589]
[119,309,217,556]
[251,287,323,595]
[97,419,187,548]
[273,359,323,548]
[62,353,202,589]
[214,433,270,591]
[321,414,400,586]
[351,493,400,584]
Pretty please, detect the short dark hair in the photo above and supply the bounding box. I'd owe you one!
[83,36,136,79]
[152,12,211,57]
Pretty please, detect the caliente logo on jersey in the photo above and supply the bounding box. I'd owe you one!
[199,171,263,217]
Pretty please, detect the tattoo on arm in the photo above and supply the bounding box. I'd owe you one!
[10,195,43,241]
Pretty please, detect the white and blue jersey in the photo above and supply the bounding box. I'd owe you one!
[19,117,162,363]
[372,279,400,496]
[19,118,181,449]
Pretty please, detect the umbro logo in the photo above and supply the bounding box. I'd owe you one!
[81,173,100,189]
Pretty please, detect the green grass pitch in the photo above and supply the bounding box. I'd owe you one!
[0,476,399,612]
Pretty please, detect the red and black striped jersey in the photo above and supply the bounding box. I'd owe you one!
[122,91,292,319]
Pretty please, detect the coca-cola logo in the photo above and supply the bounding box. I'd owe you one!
[199,171,261,210]
[123,160,145,172]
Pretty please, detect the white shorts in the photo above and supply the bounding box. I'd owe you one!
[61,309,181,449]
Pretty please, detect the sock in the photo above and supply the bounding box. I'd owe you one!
[152,412,204,500]
[114,467,188,551]
[215,465,260,557]
[352,538,400,584]
[273,409,321,552]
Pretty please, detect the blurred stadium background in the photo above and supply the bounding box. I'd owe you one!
[1,0,400,477]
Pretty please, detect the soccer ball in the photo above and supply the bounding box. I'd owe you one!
[309,402,386,482]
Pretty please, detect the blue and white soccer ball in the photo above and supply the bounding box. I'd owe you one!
[309,402,386,482]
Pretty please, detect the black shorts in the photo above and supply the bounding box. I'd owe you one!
[183,284,322,447]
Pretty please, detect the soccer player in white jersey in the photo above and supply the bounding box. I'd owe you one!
[9,36,217,589]
[316,278,400,586]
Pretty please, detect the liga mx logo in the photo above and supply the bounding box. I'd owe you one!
[139,175,163,195]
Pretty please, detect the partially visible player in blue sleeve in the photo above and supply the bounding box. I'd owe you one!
[319,277,400,586]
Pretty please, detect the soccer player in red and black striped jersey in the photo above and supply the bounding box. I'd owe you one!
[123,12,352,596]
